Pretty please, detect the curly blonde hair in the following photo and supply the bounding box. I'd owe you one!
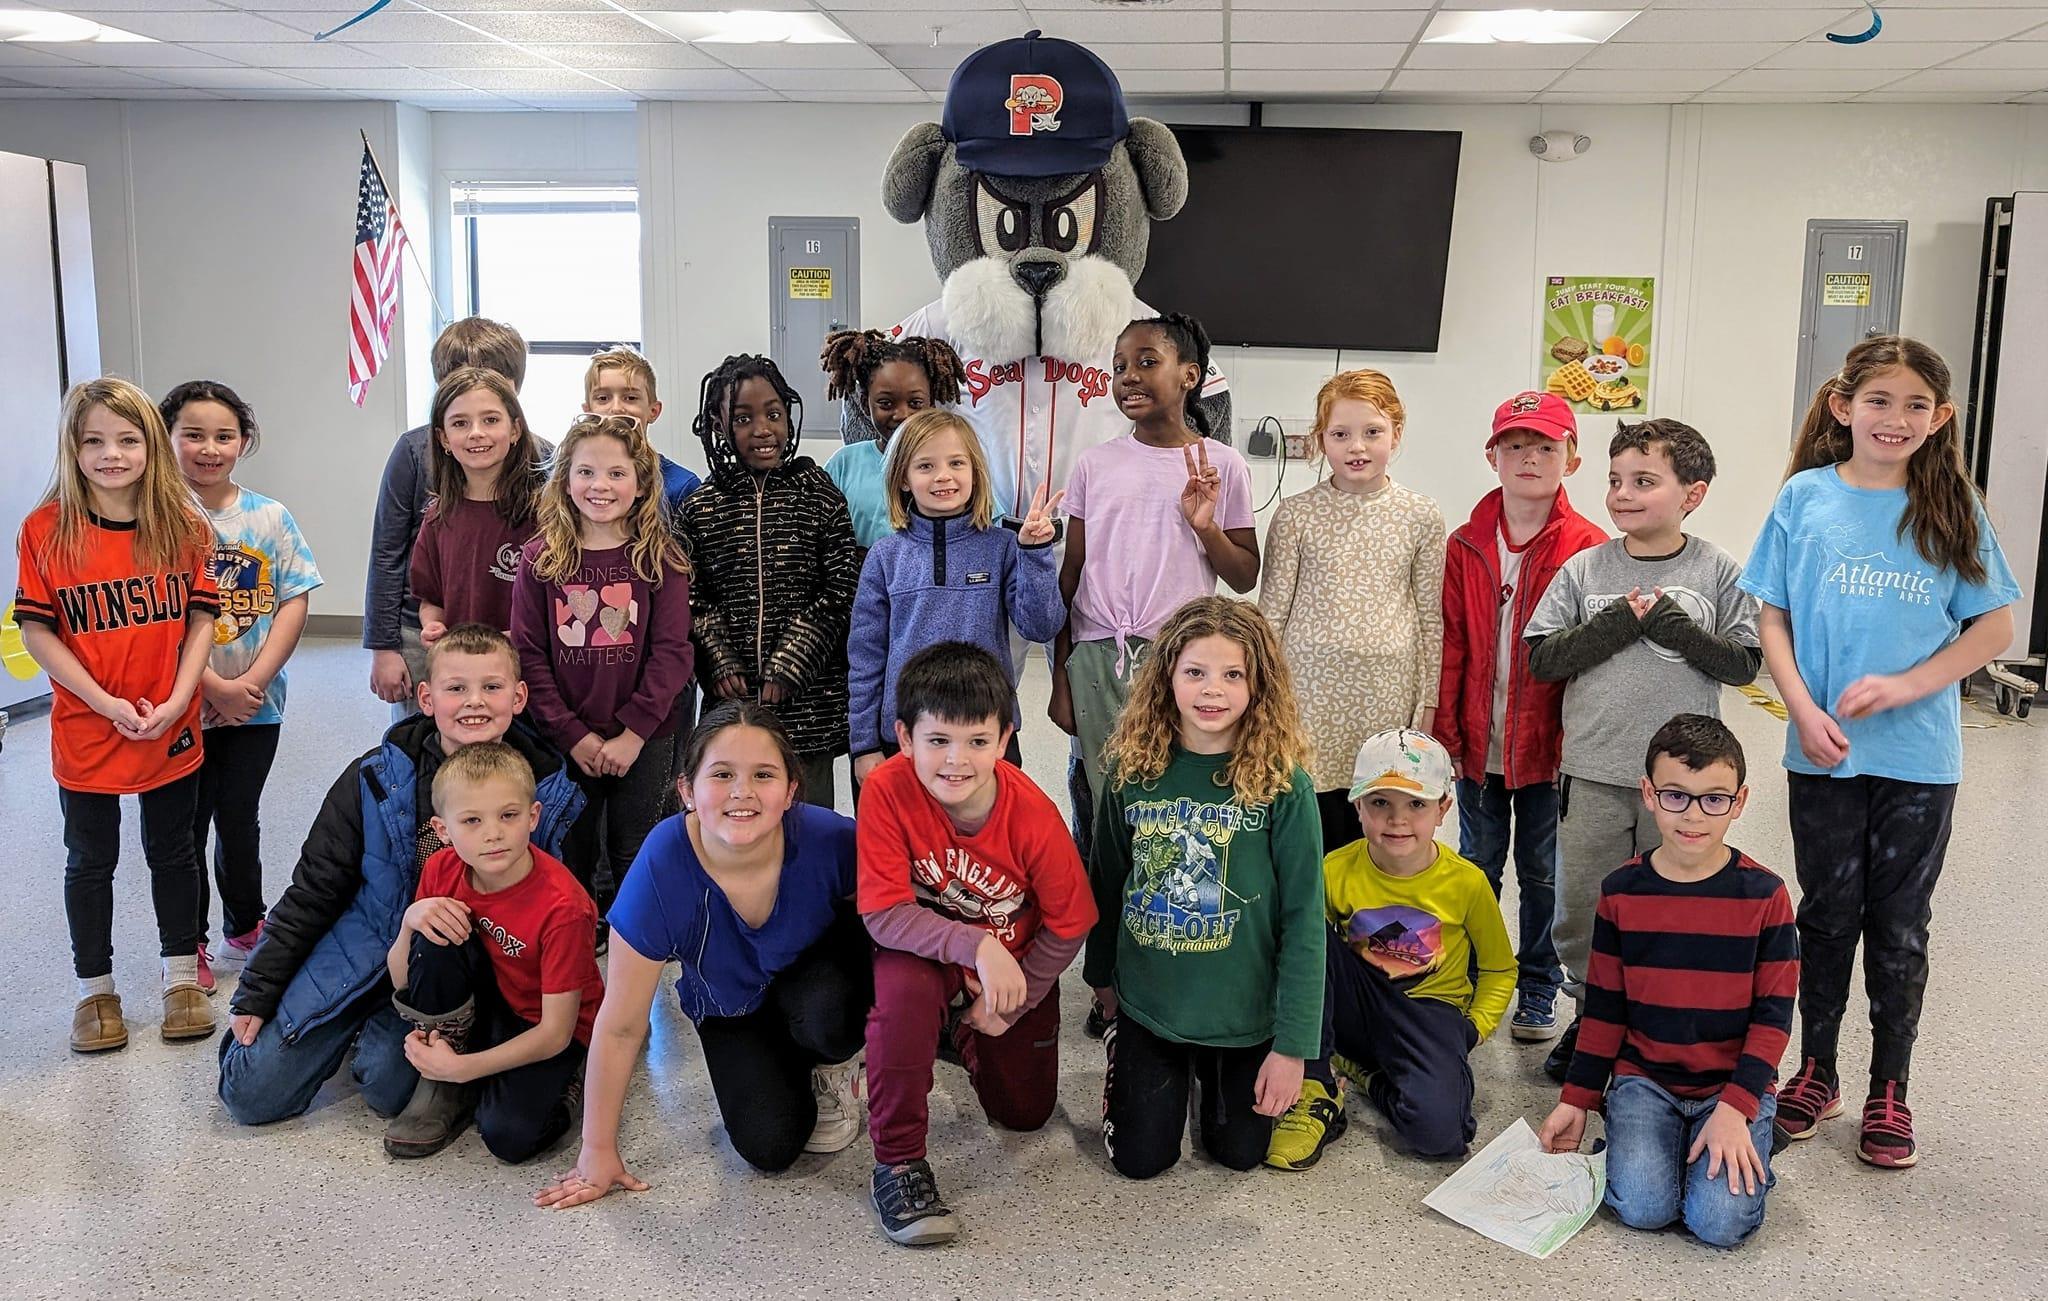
[530,414,689,586]
[1101,596,1312,808]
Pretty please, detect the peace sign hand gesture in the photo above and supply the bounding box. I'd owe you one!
[1018,483,1066,547]
[1179,440,1220,533]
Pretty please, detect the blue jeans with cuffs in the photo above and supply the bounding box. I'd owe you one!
[1602,1074,1778,1249]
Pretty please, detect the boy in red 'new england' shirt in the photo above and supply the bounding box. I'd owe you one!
[858,643,1097,1247]
[385,741,604,1165]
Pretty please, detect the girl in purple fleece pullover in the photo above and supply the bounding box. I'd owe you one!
[847,411,1066,789]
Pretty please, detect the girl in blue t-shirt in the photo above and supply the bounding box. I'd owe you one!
[165,380,323,989]
[535,702,871,1203]
[819,329,965,555]
[1739,336,2019,1172]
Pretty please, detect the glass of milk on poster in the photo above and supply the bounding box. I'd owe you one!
[1591,301,1616,346]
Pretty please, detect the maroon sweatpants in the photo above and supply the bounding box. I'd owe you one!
[865,947,1062,1164]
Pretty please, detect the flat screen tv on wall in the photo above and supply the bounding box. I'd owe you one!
[1134,125,1463,352]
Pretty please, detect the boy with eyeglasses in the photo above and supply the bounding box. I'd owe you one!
[1539,713,1797,1249]
[1524,418,1760,1078]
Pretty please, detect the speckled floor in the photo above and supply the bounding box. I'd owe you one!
[1,637,2043,1300]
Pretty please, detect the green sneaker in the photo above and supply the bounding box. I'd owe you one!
[1264,1077,1348,1172]
[1329,1053,1378,1095]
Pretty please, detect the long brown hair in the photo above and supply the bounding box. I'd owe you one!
[41,377,210,572]
[429,366,543,528]
[530,415,689,586]
[1788,335,1984,583]
[1102,596,1312,808]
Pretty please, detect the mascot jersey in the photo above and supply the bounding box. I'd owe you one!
[890,298,1227,523]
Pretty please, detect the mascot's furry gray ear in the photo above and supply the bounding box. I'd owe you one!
[878,31,1192,364]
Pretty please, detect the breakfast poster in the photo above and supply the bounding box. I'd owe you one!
[1540,276,1652,414]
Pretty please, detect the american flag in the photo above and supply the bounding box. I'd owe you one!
[347,144,408,406]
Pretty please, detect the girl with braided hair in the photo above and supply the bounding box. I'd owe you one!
[671,354,860,807]
[819,330,966,556]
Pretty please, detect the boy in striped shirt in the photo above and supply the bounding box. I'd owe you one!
[1539,713,1798,1248]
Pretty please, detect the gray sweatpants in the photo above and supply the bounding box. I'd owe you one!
[1554,774,1661,1004]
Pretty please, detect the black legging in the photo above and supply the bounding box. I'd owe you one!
[694,908,873,1172]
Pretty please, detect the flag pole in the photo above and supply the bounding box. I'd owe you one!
[359,128,449,329]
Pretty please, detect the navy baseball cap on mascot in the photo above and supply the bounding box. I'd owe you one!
[943,31,1129,178]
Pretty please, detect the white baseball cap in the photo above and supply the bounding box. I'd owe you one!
[1348,728,1454,802]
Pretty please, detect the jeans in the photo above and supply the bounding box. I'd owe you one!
[1454,775,1562,994]
[217,982,417,1124]
[1603,1074,1778,1249]
[866,948,1061,1165]
[192,722,281,942]
[1787,772,1956,1084]
[693,909,871,1172]
[398,933,586,1165]
[1102,1014,1274,1180]
[61,773,203,979]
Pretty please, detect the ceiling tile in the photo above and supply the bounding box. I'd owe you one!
[632,90,787,102]
[32,0,222,8]
[1231,42,1407,70]
[905,68,952,92]
[1756,40,1987,68]
[1855,90,2032,102]
[1030,11,1225,42]
[1376,90,1532,103]
[1882,67,2048,91]
[1832,7,2045,41]
[32,42,244,68]
[1230,69,1391,96]
[140,66,328,89]
[1044,43,1223,70]
[825,11,1021,46]
[696,43,892,69]
[500,94,637,109]
[1402,41,1596,70]
[1935,42,2048,68]
[597,68,765,92]
[1442,0,1640,7]
[1611,9,1858,42]
[1710,67,1909,92]
[185,41,404,68]
[1548,68,1731,93]
[58,10,313,42]
[1027,0,1221,8]
[1119,71,1228,94]
[0,44,88,69]
[447,68,624,93]
[288,68,470,90]
[442,12,671,43]
[813,0,1007,8]
[1692,91,1856,102]
[1534,92,1695,103]
[782,90,933,102]
[0,64,190,89]
[381,0,615,9]
[1575,42,1784,71]
[518,42,725,70]
[391,92,530,109]
[743,67,918,91]
[349,43,554,70]
[249,9,488,41]
[1387,69,1561,92]
[1232,10,1431,42]
[870,44,984,72]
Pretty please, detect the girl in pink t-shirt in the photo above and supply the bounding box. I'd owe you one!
[1050,313,1259,800]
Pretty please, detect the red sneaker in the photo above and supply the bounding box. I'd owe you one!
[1774,1057,1844,1141]
[1859,1082,1918,1169]
[195,943,217,995]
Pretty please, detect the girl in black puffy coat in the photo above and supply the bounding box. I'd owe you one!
[671,354,859,808]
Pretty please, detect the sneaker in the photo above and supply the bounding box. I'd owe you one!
[1774,1058,1845,1142]
[1858,1082,1917,1169]
[871,1159,959,1246]
[805,1057,866,1154]
[193,944,217,995]
[1511,988,1560,1042]
[1083,996,1110,1040]
[216,921,264,967]
[1264,1078,1348,1172]
[1543,1019,1581,1084]
[594,920,609,957]
[1329,1052,1378,1095]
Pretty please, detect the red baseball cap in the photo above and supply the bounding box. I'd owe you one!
[1488,391,1576,446]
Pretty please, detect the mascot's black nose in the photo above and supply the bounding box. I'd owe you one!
[1012,259,1065,300]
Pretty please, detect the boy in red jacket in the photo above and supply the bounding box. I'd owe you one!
[1433,392,1604,1044]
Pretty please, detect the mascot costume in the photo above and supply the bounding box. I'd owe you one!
[849,29,1231,521]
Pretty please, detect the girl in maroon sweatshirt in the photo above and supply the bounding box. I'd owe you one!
[512,414,694,915]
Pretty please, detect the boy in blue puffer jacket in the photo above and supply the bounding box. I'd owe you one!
[218,624,584,1128]
[846,410,1066,794]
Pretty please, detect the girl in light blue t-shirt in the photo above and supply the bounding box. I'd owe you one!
[819,329,965,554]
[1739,336,2019,1172]
[165,381,323,985]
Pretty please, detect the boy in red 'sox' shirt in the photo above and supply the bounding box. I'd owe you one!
[857,642,1098,1248]
[384,741,605,1165]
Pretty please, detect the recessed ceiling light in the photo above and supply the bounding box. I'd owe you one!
[0,8,153,42]
[637,10,854,45]
[1422,9,1638,46]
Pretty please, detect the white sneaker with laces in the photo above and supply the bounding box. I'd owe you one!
[805,1056,866,1154]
